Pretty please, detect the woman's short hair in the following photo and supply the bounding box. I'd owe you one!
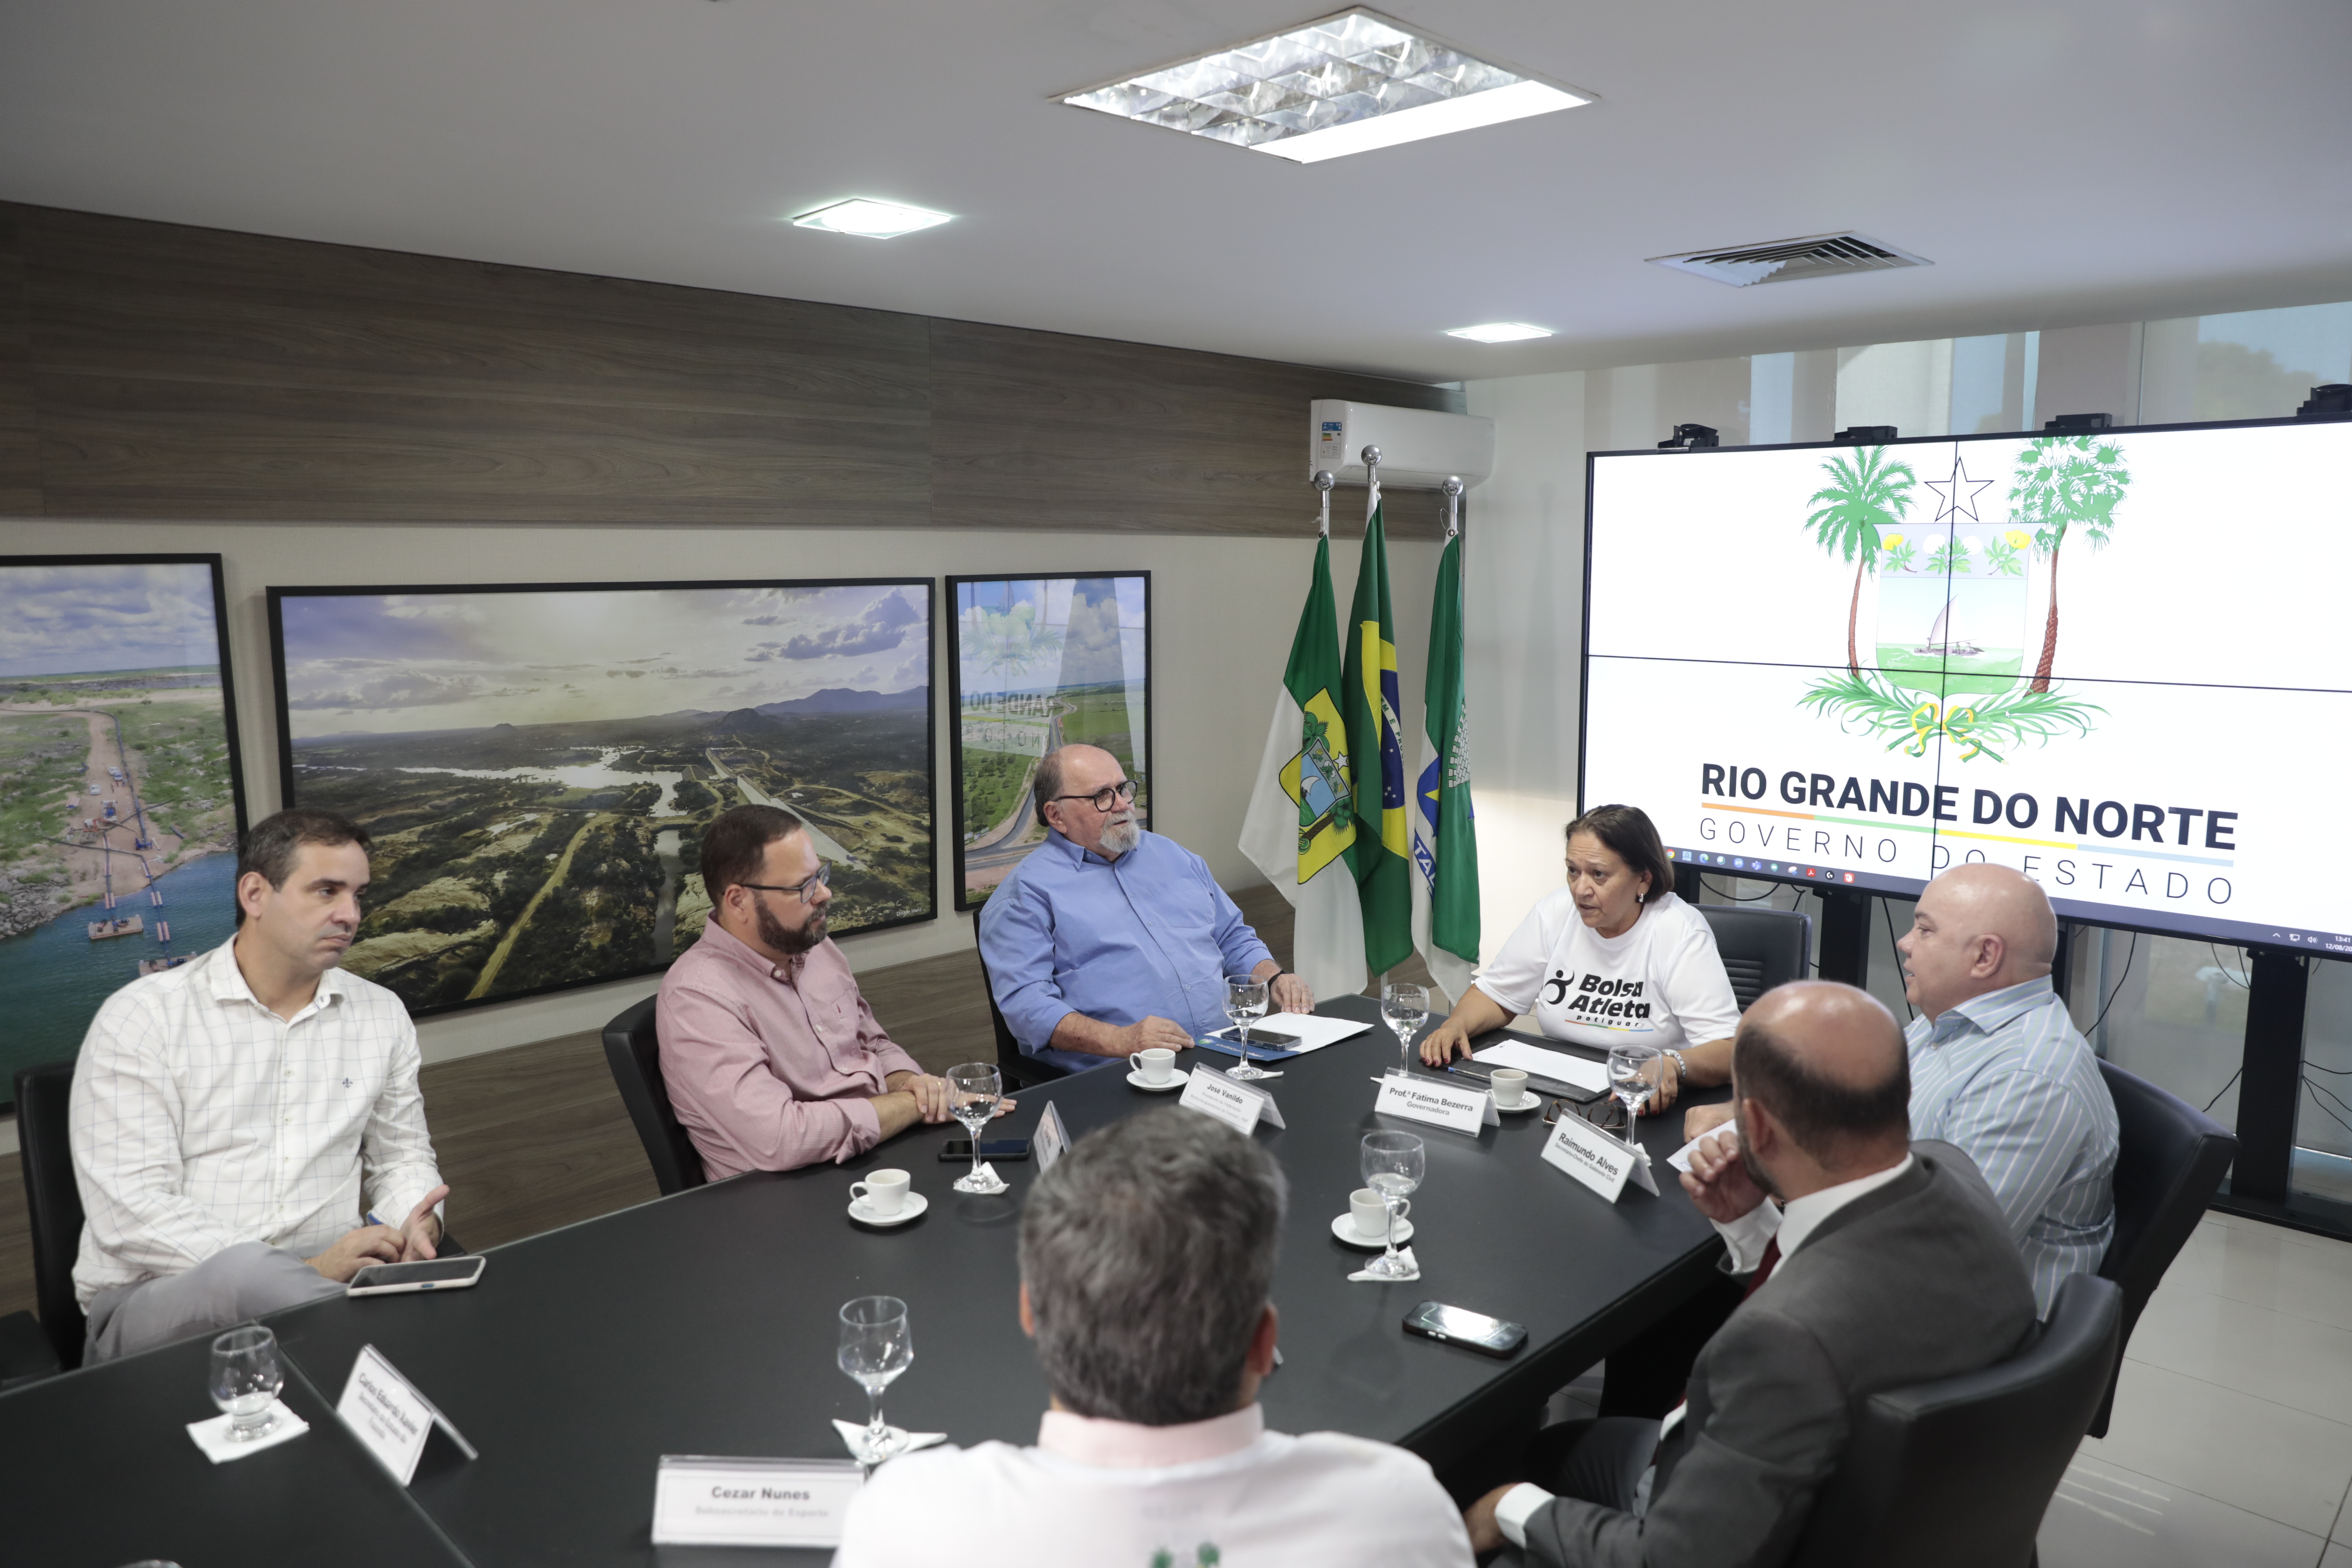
[1564,803,1675,901]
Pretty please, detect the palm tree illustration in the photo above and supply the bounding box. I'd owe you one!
[2008,436,2130,692]
[1805,447,1918,674]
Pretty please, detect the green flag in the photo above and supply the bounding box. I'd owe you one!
[1411,522,1479,1003]
[1341,497,1413,975]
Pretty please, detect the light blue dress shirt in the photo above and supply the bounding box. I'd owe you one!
[1906,975,2120,1316]
[978,829,1275,1076]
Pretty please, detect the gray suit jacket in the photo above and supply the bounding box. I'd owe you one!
[1525,1142,2038,1568]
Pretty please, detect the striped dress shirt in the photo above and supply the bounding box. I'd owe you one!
[1906,975,2118,1316]
[70,937,444,1306]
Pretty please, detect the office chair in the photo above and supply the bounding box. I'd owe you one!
[973,918,1066,1092]
[15,1060,86,1373]
[2088,1059,2236,1438]
[1695,904,1813,1010]
[599,995,708,1197]
[1788,1272,2123,1568]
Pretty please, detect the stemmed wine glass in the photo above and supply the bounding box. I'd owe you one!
[946,1062,1006,1194]
[210,1325,284,1443]
[1223,974,1273,1080]
[1382,982,1429,1077]
[1359,1130,1425,1281]
[838,1295,913,1465]
[1607,1044,1662,1136]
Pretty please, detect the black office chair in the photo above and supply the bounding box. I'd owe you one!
[1696,904,1813,1010]
[1788,1272,2123,1568]
[2086,1059,2236,1438]
[15,1060,86,1374]
[599,996,708,1197]
[973,918,1065,1092]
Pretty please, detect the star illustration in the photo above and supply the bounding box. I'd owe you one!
[1925,451,1994,525]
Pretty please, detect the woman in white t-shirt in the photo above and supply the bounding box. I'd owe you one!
[1418,804,1740,1110]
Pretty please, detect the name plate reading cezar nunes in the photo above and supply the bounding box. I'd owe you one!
[652,1455,865,1547]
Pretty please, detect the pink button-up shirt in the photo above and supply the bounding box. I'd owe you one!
[654,919,921,1177]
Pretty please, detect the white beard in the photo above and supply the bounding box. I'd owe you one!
[1099,816,1141,856]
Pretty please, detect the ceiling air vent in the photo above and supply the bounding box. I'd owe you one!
[1648,231,1930,287]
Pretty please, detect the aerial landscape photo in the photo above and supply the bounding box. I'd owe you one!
[953,575,1149,909]
[275,580,933,1013]
[0,558,243,1096]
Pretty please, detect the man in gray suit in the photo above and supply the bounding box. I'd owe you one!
[1464,980,2037,1567]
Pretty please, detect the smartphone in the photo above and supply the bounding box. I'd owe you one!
[346,1255,488,1297]
[939,1138,1031,1161]
[1209,1026,1303,1051]
[1402,1301,1527,1358]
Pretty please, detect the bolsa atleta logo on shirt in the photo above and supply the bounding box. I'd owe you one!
[1540,969,1661,1033]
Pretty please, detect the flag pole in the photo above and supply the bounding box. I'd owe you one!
[1314,468,1335,538]
[1362,445,1382,520]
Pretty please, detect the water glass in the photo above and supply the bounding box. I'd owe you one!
[1359,1131,1426,1280]
[946,1062,1004,1194]
[209,1325,284,1443]
[1608,1044,1663,1129]
[838,1295,913,1465]
[1382,982,1428,1077]
[1223,974,1273,1080]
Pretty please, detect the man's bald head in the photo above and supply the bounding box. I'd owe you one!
[1898,864,2058,1020]
[1733,982,1911,1180]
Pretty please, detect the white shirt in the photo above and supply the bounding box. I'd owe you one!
[1493,1154,1919,1549]
[70,936,444,1305]
[834,1404,1474,1568]
[1474,889,1740,1054]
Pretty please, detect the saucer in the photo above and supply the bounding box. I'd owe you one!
[848,1191,928,1228]
[1495,1097,1539,1114]
[1331,1213,1416,1250]
[1127,1069,1185,1092]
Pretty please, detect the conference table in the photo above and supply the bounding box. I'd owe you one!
[0,996,1729,1567]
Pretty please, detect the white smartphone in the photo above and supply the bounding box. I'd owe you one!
[346,1255,488,1297]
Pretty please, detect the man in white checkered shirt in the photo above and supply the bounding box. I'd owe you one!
[72,808,451,1362]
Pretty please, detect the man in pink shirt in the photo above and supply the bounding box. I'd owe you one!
[657,804,964,1177]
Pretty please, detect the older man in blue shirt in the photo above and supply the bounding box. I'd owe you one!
[980,746,1313,1075]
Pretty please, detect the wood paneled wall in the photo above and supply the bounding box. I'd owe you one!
[0,203,1457,537]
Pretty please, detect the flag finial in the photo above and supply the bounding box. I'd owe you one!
[1441,475,1463,539]
[1312,468,1336,537]
[1361,445,1382,520]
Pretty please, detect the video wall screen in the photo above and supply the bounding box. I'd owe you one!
[1582,420,2351,955]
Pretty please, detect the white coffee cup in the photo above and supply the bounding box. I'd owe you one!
[1138,1047,1176,1085]
[850,1168,910,1217]
[1351,1186,1408,1240]
[1490,1068,1530,1108]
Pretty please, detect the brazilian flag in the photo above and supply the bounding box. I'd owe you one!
[1341,497,1413,975]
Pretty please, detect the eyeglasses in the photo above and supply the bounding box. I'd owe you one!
[1049,777,1141,814]
[738,864,831,903]
[1543,1095,1630,1136]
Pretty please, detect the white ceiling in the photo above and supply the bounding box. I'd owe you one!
[3,1,2348,383]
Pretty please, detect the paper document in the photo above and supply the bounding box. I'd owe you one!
[1246,1013,1372,1053]
[1667,1125,1736,1174]
[1470,1040,1610,1093]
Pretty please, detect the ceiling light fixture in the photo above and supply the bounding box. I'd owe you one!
[1447,322,1553,343]
[1062,8,1590,165]
[790,198,953,239]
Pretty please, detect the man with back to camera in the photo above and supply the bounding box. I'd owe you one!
[1464,982,2037,1567]
[71,808,451,1363]
[979,744,1312,1076]
[834,1106,1475,1567]
[1685,862,2116,1315]
[657,804,1001,1177]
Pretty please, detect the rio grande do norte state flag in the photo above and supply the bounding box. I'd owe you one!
[1241,528,1366,1001]
[1342,492,1414,977]
[1410,520,1479,1006]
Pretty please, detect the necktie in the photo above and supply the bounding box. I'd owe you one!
[1742,1235,1783,1299]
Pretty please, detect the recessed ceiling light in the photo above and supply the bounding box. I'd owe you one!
[1447,322,1553,343]
[791,198,952,239]
[1061,8,1590,165]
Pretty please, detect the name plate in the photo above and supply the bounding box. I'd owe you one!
[1540,1115,1660,1203]
[337,1344,477,1485]
[1373,1074,1498,1135]
[1034,1100,1072,1172]
[1179,1063,1286,1136]
[651,1455,864,1547]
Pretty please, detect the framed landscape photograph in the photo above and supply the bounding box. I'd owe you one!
[268,578,935,1015]
[948,573,1150,911]
[0,555,248,1105]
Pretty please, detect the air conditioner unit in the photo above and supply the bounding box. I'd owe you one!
[1310,401,1494,491]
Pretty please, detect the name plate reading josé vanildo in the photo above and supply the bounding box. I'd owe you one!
[336,1344,478,1485]
[1179,1063,1286,1136]
[1373,1074,1498,1135]
[1540,1114,1660,1204]
[651,1456,864,1547]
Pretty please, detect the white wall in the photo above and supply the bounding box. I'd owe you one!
[0,515,1435,1064]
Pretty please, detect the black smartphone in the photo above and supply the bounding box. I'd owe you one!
[940,1138,1031,1161]
[1209,1026,1304,1050]
[1402,1301,1527,1358]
